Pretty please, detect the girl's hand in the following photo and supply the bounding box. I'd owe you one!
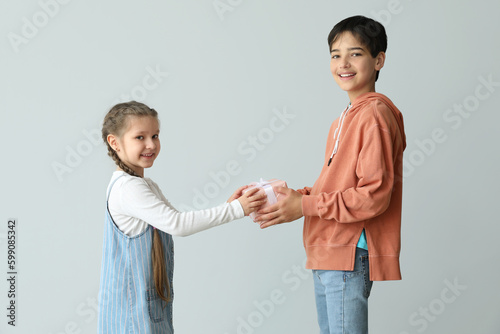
[227,185,249,202]
[233,187,267,216]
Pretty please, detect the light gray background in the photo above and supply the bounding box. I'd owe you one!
[1,0,499,333]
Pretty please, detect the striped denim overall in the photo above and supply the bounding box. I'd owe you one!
[98,175,174,333]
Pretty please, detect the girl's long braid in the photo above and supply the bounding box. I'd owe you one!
[105,144,140,177]
[152,230,171,303]
[102,101,171,303]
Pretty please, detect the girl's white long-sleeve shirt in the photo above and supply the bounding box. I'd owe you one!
[107,171,244,237]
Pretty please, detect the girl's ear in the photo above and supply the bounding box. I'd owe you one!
[107,134,120,152]
[375,51,386,71]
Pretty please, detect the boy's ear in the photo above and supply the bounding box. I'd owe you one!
[107,134,120,152]
[375,51,386,71]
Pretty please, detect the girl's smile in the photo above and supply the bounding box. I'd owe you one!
[108,116,161,177]
[140,153,155,159]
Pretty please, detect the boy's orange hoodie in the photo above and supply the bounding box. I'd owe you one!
[301,92,406,281]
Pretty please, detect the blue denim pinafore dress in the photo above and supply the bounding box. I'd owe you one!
[98,175,174,333]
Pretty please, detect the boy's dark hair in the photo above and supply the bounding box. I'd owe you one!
[327,15,387,81]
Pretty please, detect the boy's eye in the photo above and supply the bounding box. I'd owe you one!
[352,53,362,57]
[331,55,339,59]
[153,134,159,139]
[136,136,144,140]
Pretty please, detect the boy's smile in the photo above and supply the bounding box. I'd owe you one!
[330,32,385,101]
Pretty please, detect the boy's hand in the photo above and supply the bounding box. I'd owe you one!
[255,187,303,228]
[232,187,267,216]
[296,187,312,196]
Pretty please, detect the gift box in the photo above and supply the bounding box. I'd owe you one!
[243,178,288,221]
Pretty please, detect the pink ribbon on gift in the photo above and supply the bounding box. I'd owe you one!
[249,178,278,205]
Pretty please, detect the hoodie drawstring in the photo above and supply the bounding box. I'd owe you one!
[328,103,351,166]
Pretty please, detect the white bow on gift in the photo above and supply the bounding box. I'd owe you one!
[249,178,278,205]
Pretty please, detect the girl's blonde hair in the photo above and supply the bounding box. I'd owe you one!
[102,101,171,303]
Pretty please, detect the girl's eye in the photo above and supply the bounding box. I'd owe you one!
[153,134,159,139]
[136,136,144,140]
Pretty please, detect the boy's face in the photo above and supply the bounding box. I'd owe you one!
[330,32,385,101]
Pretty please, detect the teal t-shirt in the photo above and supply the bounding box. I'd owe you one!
[356,229,368,250]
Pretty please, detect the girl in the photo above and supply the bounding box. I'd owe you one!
[97,101,264,333]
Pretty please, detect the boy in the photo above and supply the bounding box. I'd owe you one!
[255,16,406,333]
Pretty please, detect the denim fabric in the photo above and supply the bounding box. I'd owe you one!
[98,175,174,333]
[313,247,373,334]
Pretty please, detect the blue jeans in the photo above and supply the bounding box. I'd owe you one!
[313,247,373,334]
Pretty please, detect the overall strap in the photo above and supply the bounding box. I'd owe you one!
[106,174,125,201]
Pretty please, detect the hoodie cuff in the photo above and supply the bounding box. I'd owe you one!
[302,195,320,217]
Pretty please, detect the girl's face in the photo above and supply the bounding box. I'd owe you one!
[111,116,161,177]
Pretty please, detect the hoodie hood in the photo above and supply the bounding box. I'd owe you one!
[328,92,406,165]
[352,92,406,149]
